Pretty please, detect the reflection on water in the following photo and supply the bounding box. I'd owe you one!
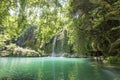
[0,57,120,80]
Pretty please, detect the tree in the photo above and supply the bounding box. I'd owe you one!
[0,0,70,55]
[68,0,120,56]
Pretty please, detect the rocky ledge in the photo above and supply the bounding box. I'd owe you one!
[0,44,40,57]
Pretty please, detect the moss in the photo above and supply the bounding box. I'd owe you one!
[106,56,120,63]
[0,44,40,57]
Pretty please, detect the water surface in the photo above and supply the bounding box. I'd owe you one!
[0,57,120,80]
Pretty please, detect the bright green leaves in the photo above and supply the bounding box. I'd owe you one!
[0,0,70,54]
[0,0,10,25]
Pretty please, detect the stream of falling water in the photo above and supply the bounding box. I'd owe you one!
[52,36,57,57]
[61,29,65,54]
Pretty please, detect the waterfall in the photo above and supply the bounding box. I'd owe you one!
[61,29,65,54]
[52,36,57,57]
[52,29,65,57]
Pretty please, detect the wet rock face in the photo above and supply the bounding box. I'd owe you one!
[16,25,37,48]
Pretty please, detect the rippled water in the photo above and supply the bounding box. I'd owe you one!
[0,57,120,80]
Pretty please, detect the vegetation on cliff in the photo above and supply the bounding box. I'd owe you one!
[0,0,120,62]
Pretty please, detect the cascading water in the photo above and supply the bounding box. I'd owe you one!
[52,36,57,57]
[52,29,65,57]
[61,29,65,54]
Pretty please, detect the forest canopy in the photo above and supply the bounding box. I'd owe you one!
[0,0,120,58]
[0,0,70,55]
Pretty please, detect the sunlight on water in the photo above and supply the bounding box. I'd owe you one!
[0,57,120,80]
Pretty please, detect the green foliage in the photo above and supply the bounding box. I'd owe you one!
[68,0,120,57]
[106,56,120,63]
[1,0,119,58]
[0,0,70,56]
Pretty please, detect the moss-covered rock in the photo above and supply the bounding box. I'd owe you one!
[13,47,40,57]
[0,44,40,57]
